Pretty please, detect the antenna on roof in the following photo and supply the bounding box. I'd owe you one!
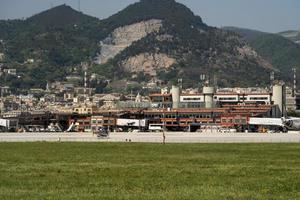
[270,71,275,91]
[178,78,183,89]
[81,62,89,103]
[293,67,297,97]
[78,0,81,12]
[270,71,275,82]
[200,74,206,87]
[213,74,218,88]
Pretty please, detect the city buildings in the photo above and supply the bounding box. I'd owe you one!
[1,75,300,133]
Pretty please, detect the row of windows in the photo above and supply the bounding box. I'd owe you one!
[182,98,202,101]
[222,119,247,124]
[91,120,103,124]
[153,96,270,102]
[74,108,92,112]
[218,97,237,101]
[145,114,212,118]
[78,122,90,125]
[91,120,114,124]
[218,97,269,101]
[180,103,202,108]
[103,120,114,124]
[249,97,269,100]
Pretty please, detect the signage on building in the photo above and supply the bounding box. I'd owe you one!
[0,118,9,127]
[116,119,147,127]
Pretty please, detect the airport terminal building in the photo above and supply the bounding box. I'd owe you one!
[0,83,295,132]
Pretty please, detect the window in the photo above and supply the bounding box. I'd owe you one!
[219,97,237,101]
[234,119,240,123]
[249,97,268,100]
[183,97,201,101]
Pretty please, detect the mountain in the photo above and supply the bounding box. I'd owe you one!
[0,0,285,92]
[27,4,98,28]
[0,5,102,88]
[224,27,300,80]
[222,27,267,42]
[91,0,273,88]
[279,30,300,45]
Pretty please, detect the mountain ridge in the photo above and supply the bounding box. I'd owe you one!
[91,0,272,87]
[27,4,98,27]
[278,30,300,45]
[223,26,300,80]
[0,0,298,92]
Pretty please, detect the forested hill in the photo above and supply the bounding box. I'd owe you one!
[279,30,300,45]
[0,5,102,88]
[0,0,297,91]
[224,27,300,80]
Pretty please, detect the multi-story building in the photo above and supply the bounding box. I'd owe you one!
[285,87,300,111]
[68,116,91,132]
[73,106,93,115]
[3,68,16,76]
[0,86,11,97]
[149,84,286,117]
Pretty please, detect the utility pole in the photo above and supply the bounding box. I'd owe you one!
[178,78,183,90]
[270,71,275,91]
[162,110,166,145]
[292,68,297,97]
[213,74,218,89]
[82,62,88,103]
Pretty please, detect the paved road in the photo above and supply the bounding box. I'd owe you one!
[1,132,300,143]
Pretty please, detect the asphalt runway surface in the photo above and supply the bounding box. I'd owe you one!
[1,132,300,143]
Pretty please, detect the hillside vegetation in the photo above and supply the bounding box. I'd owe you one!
[279,30,300,45]
[224,27,300,80]
[1,0,298,91]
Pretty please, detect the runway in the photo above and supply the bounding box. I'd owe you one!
[1,132,300,143]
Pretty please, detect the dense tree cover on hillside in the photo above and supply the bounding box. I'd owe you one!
[225,27,300,81]
[252,34,300,77]
[0,5,103,89]
[279,30,300,44]
[0,0,297,91]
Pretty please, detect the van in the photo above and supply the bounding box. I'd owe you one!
[149,124,164,132]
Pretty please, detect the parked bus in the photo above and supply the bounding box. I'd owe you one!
[149,124,164,132]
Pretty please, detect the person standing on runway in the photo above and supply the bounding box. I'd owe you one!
[163,131,166,145]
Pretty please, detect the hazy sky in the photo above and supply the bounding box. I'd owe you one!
[0,0,299,33]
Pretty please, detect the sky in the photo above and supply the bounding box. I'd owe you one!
[0,0,299,33]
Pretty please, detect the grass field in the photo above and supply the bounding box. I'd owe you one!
[0,143,300,200]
